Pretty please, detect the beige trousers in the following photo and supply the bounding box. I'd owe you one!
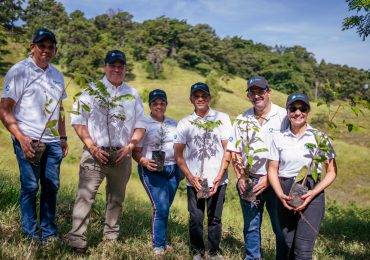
[68,148,132,249]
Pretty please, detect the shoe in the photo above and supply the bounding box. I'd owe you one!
[209,255,223,260]
[193,254,203,260]
[165,244,174,253]
[154,247,165,257]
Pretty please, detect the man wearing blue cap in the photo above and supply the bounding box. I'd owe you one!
[227,76,288,259]
[174,82,232,260]
[68,50,146,252]
[0,28,67,242]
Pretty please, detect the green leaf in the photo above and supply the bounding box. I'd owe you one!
[350,106,363,117]
[305,143,317,150]
[48,98,53,104]
[247,155,253,166]
[316,99,324,107]
[254,148,268,154]
[295,166,308,183]
[50,128,59,136]
[244,145,250,155]
[69,111,80,115]
[235,139,241,148]
[312,163,319,182]
[46,120,58,128]
[82,103,91,112]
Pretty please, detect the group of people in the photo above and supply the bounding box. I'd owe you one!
[0,28,337,260]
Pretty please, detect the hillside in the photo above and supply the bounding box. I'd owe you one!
[0,41,369,259]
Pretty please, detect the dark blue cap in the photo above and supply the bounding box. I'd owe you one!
[149,89,167,104]
[32,28,57,44]
[105,50,126,65]
[286,93,310,108]
[190,82,210,96]
[247,76,268,90]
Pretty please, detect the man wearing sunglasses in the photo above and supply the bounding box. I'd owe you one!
[0,28,67,243]
[227,76,288,259]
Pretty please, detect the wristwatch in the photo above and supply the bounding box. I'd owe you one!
[60,136,68,141]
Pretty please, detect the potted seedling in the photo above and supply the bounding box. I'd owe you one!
[152,122,168,172]
[73,78,134,166]
[190,119,222,199]
[287,132,332,208]
[234,118,268,203]
[28,78,73,165]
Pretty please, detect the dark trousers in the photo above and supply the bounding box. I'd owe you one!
[278,177,325,260]
[187,184,227,256]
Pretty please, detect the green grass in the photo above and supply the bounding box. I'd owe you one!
[0,39,370,259]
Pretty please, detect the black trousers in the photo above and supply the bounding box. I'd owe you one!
[278,177,325,260]
[187,184,227,256]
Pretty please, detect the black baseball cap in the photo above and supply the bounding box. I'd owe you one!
[247,76,268,90]
[105,50,126,65]
[32,28,57,44]
[149,89,167,104]
[190,82,210,96]
[286,93,310,109]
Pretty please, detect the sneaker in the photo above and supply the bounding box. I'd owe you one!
[193,254,203,260]
[154,247,165,257]
[165,244,174,253]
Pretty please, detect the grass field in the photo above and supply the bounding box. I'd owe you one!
[0,40,369,259]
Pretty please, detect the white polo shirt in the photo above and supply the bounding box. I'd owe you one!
[70,76,146,147]
[2,56,66,142]
[174,108,232,187]
[227,103,288,175]
[138,115,177,165]
[268,125,336,178]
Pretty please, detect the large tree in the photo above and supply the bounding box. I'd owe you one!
[0,0,24,31]
[342,0,370,40]
[22,0,68,33]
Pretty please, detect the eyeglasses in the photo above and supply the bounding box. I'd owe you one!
[35,43,56,51]
[193,94,209,99]
[247,89,267,96]
[288,105,309,113]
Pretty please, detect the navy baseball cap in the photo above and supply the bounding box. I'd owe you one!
[105,50,126,65]
[32,28,57,44]
[247,76,268,90]
[149,89,167,104]
[190,82,210,96]
[286,93,310,109]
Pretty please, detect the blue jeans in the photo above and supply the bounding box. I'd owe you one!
[13,138,63,240]
[239,177,286,260]
[138,164,181,248]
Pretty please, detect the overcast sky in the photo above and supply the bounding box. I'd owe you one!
[59,0,369,70]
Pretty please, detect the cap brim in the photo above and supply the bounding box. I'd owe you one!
[287,98,310,108]
[33,35,57,44]
[106,58,126,64]
[247,82,268,90]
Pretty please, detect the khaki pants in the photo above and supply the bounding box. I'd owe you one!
[68,148,132,249]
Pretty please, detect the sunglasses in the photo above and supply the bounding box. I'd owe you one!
[288,105,309,113]
[193,94,210,99]
[35,43,56,51]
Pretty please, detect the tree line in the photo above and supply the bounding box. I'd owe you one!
[0,0,369,101]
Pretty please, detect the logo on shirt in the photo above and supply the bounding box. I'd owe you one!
[268,128,280,133]
[4,85,10,92]
[174,134,177,140]
[228,137,233,142]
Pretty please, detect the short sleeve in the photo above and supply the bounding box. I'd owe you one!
[268,134,280,161]
[220,113,232,141]
[70,90,92,126]
[227,119,243,152]
[2,66,25,102]
[133,94,146,129]
[174,119,187,144]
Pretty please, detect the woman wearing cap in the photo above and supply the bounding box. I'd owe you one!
[267,93,337,259]
[132,89,181,257]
